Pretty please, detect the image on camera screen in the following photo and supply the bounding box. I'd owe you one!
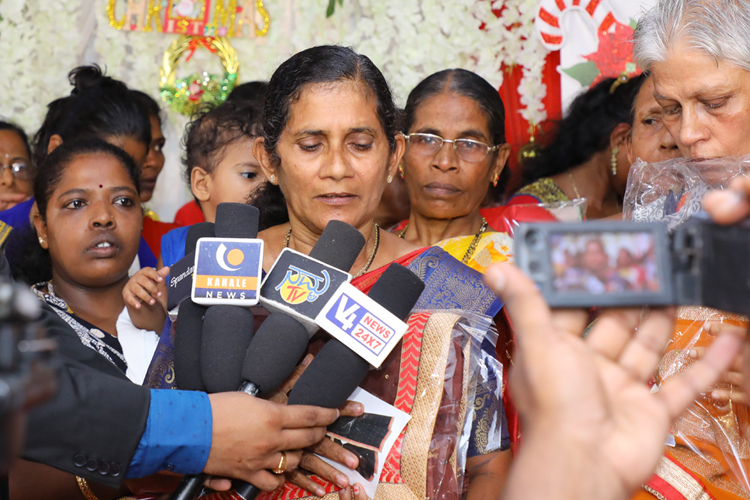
[549,232,660,294]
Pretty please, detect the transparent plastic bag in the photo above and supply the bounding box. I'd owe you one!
[484,198,588,237]
[623,156,750,230]
[622,156,750,496]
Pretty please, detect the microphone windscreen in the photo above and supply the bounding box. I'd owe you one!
[201,305,254,393]
[215,203,260,239]
[240,313,309,394]
[308,220,365,272]
[287,339,368,408]
[185,222,216,254]
[367,264,425,320]
[174,300,208,391]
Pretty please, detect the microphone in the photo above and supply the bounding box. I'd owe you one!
[289,263,424,408]
[167,222,216,311]
[201,204,261,393]
[192,204,263,307]
[259,220,364,333]
[231,264,424,500]
[240,220,366,397]
[172,223,216,391]
[171,205,261,500]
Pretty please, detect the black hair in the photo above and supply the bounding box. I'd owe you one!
[404,68,510,198]
[182,99,263,186]
[250,182,289,231]
[262,45,400,161]
[226,81,269,106]
[0,121,33,162]
[33,65,151,168]
[131,89,163,127]
[34,138,140,222]
[520,74,647,186]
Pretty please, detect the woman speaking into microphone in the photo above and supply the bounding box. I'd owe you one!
[243,45,512,500]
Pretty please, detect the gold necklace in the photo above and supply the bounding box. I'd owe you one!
[567,171,581,199]
[283,222,380,278]
[399,217,487,264]
[462,217,488,264]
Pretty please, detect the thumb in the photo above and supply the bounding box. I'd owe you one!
[158,265,171,277]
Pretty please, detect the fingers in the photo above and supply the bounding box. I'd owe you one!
[280,404,339,429]
[585,308,644,360]
[710,389,749,407]
[550,309,589,338]
[124,268,165,308]
[299,450,350,489]
[203,476,233,491]
[265,450,301,473]
[158,265,171,277]
[485,263,579,349]
[339,400,364,418]
[703,176,750,225]
[287,469,327,497]
[659,328,744,420]
[275,354,313,399]
[243,469,287,492]
[280,427,331,453]
[617,307,676,383]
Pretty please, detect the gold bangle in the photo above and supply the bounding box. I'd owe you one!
[76,476,101,500]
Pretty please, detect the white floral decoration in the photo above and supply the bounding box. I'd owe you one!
[0,0,548,217]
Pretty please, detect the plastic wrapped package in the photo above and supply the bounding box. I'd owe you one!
[233,310,504,500]
[623,156,750,232]
[622,156,750,499]
[482,199,588,237]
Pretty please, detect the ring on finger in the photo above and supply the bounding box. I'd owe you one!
[272,451,288,475]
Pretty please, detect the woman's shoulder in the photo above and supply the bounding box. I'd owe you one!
[509,177,569,205]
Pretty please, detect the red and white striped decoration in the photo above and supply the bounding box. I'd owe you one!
[535,0,617,50]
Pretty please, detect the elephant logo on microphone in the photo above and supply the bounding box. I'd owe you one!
[275,266,330,305]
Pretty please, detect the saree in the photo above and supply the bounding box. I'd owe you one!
[634,307,750,500]
[146,247,509,500]
[505,177,569,206]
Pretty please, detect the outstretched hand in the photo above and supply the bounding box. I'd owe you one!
[485,263,743,500]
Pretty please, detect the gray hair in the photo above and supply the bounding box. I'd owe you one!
[634,0,750,73]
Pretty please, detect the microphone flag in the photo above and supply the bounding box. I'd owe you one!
[260,248,351,333]
[192,237,264,306]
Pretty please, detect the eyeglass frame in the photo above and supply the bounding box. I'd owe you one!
[0,160,31,181]
[401,132,502,162]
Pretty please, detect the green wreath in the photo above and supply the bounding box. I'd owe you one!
[159,36,239,116]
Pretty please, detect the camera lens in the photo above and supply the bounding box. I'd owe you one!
[525,230,541,248]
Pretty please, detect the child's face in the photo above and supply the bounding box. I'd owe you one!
[205,136,265,219]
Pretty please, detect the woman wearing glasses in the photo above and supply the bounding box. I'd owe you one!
[0,122,35,242]
[395,69,518,273]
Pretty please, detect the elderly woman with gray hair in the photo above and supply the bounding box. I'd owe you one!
[495,2,750,500]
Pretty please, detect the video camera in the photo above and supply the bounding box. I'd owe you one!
[515,214,750,316]
[0,279,56,482]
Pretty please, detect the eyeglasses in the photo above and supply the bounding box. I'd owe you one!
[0,161,30,181]
[403,133,500,163]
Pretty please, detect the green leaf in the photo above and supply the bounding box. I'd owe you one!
[326,0,336,17]
[338,0,344,6]
[562,61,600,87]
[630,18,637,30]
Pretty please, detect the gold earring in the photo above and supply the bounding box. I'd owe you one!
[398,164,404,179]
[269,174,276,185]
[387,174,393,184]
[611,146,619,176]
[493,174,500,187]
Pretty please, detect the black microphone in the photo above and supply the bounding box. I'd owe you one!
[171,205,260,500]
[167,222,216,311]
[201,204,260,393]
[240,220,366,397]
[173,223,216,391]
[288,263,424,408]
[232,264,424,500]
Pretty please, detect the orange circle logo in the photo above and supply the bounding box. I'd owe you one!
[227,248,245,266]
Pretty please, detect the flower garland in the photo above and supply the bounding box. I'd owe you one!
[1,0,548,132]
[0,0,548,217]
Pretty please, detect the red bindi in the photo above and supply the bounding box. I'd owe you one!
[99,185,103,188]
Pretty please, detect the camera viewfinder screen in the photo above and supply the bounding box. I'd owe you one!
[549,232,659,294]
